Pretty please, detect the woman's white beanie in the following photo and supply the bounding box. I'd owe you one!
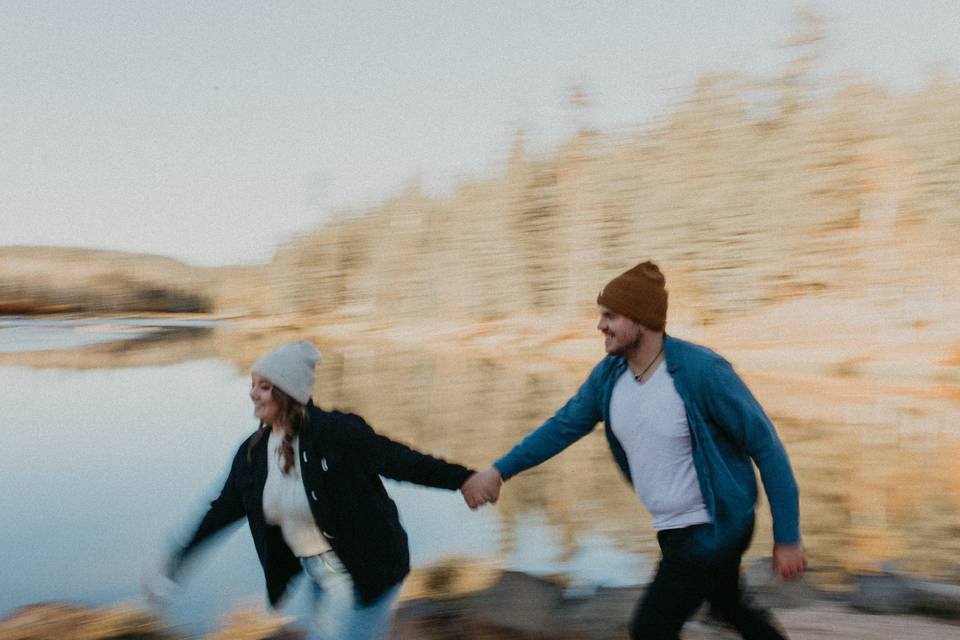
[251,340,322,404]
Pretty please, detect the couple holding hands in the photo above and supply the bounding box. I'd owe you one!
[153,261,805,640]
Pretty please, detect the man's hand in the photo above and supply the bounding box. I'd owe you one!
[772,543,807,581]
[461,466,503,510]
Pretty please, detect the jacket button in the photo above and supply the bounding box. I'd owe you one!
[302,451,308,463]
[310,490,318,501]
[321,458,329,472]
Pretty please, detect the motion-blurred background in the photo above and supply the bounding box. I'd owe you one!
[1,2,958,636]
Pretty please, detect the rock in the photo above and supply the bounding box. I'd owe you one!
[850,572,916,615]
[903,577,960,619]
[466,571,566,634]
[393,571,579,639]
[390,600,453,640]
[848,568,960,619]
[557,585,643,639]
[204,608,304,640]
[0,602,170,640]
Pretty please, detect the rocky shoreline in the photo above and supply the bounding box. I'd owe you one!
[3,565,958,640]
[395,561,960,639]
[393,566,960,639]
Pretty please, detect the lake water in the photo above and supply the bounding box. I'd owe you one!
[2,318,959,633]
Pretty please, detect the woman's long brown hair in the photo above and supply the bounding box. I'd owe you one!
[246,386,309,474]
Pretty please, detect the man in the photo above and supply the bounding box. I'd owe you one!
[462,261,806,640]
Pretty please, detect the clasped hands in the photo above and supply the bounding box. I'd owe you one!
[461,466,502,510]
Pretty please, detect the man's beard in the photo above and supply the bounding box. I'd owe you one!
[608,332,642,358]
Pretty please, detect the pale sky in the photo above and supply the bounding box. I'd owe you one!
[2,1,957,266]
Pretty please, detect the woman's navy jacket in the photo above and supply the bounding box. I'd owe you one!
[172,404,474,606]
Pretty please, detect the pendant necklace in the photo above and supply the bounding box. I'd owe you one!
[633,345,664,383]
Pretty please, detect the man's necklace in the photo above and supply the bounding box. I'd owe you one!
[633,345,664,383]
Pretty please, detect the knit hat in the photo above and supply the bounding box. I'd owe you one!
[596,261,668,330]
[251,340,322,405]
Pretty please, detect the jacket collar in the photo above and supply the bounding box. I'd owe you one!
[299,400,320,446]
[664,334,681,374]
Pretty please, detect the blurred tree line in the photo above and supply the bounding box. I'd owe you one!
[269,9,959,327]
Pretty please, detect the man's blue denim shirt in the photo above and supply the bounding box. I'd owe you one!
[495,334,801,548]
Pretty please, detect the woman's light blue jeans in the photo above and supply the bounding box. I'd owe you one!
[299,551,402,640]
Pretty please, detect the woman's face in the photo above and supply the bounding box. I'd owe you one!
[250,373,280,424]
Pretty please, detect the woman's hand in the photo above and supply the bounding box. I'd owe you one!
[141,559,179,606]
[461,467,502,509]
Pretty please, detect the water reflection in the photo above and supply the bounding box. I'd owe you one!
[3,322,959,630]
[315,339,960,586]
[0,316,215,353]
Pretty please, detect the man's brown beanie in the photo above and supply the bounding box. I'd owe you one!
[596,261,668,330]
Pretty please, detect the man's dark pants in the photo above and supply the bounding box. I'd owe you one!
[630,522,786,640]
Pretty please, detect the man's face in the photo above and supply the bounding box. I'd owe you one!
[597,305,641,356]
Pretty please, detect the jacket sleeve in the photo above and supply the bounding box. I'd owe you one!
[168,448,247,579]
[702,359,800,545]
[493,362,604,481]
[344,415,474,489]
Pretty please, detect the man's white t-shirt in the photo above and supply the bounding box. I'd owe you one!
[609,364,712,530]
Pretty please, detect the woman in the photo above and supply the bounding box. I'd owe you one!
[153,340,475,639]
